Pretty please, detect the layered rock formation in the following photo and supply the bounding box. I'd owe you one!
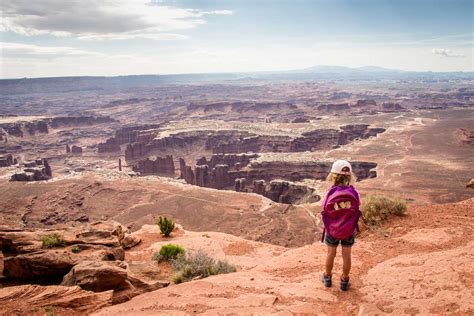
[98,125,160,153]
[0,221,168,305]
[380,102,406,112]
[263,180,320,204]
[0,285,113,314]
[131,155,175,175]
[354,99,377,107]
[317,103,350,112]
[0,116,115,138]
[180,156,376,204]
[119,125,385,161]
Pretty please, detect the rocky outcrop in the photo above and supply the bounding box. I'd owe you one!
[195,153,258,169]
[10,159,52,181]
[180,157,375,204]
[264,180,320,204]
[62,260,169,304]
[0,153,14,167]
[98,125,160,153]
[354,99,377,107]
[125,130,253,161]
[122,125,385,161]
[71,145,83,154]
[0,285,113,314]
[317,103,350,112]
[0,221,129,279]
[231,160,377,184]
[380,102,406,112]
[0,116,115,138]
[49,116,116,128]
[212,125,385,154]
[291,117,310,123]
[131,155,175,175]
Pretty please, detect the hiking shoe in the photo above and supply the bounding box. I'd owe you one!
[321,273,332,288]
[340,276,350,291]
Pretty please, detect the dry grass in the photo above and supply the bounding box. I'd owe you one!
[361,194,407,226]
[170,249,236,284]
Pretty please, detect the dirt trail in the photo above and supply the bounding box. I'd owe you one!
[94,198,474,315]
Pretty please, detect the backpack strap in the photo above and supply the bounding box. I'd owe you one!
[321,228,325,243]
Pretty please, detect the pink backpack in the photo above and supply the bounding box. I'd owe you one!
[321,186,361,241]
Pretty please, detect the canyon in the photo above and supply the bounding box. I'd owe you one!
[0,74,472,315]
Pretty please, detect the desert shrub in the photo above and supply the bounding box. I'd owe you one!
[71,245,81,253]
[44,306,54,316]
[41,233,65,248]
[157,216,175,237]
[152,243,185,262]
[361,195,407,226]
[171,249,237,284]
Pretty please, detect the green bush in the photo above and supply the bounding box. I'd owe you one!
[171,249,236,284]
[152,243,185,262]
[71,245,81,253]
[361,195,407,226]
[41,233,65,248]
[157,216,175,237]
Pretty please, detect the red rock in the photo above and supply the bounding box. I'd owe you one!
[0,285,113,314]
[131,155,175,175]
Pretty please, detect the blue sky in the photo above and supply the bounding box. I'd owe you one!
[1,0,472,78]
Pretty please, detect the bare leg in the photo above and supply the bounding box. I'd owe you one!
[341,246,352,279]
[325,245,337,276]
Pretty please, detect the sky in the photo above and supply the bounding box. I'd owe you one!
[0,0,472,78]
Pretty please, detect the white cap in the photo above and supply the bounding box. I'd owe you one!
[330,160,352,175]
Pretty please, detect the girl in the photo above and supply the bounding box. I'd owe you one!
[320,159,360,291]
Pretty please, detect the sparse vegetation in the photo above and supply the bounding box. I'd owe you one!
[170,249,237,284]
[152,243,185,262]
[41,233,65,248]
[157,216,175,237]
[44,306,54,316]
[361,194,407,226]
[71,245,81,253]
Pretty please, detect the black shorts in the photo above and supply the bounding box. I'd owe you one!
[324,234,355,248]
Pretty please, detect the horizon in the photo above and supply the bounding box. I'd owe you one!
[2,64,474,81]
[1,0,473,79]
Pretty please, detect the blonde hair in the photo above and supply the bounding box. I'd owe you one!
[326,172,357,186]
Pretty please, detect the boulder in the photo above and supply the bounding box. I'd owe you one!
[0,221,127,279]
[121,234,141,249]
[62,261,130,292]
[62,260,169,304]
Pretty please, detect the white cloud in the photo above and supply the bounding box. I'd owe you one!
[0,0,233,40]
[0,42,106,58]
[431,48,466,58]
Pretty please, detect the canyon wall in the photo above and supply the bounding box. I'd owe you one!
[0,116,116,138]
[120,125,384,161]
[131,155,175,175]
[179,154,377,204]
